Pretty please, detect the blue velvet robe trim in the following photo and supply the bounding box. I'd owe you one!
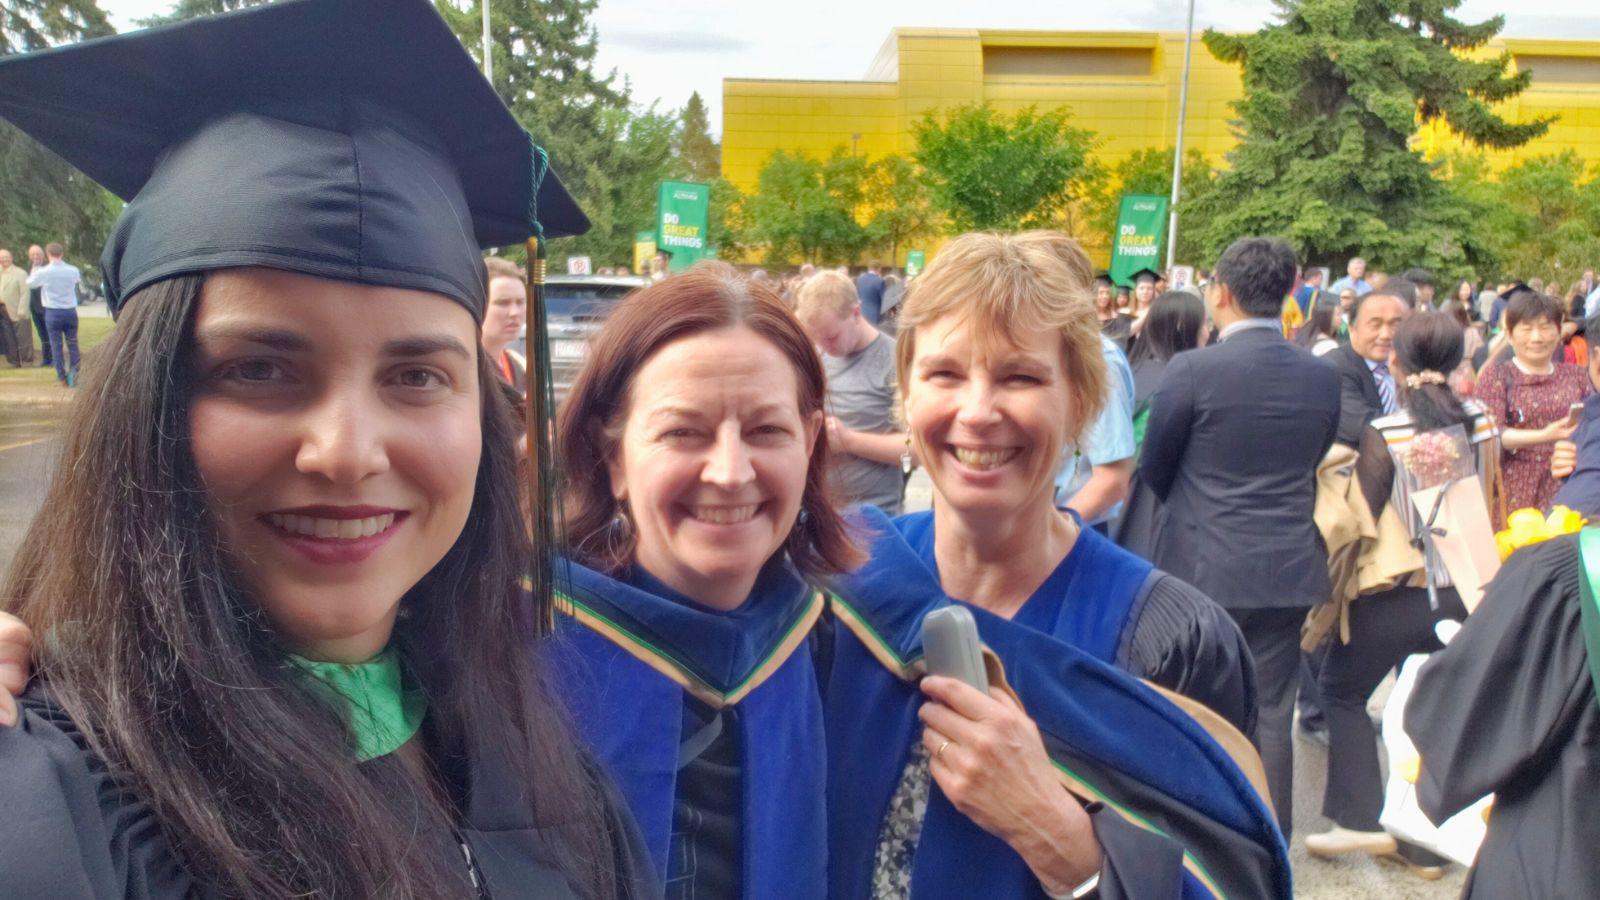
[825,507,1291,899]
[546,557,827,900]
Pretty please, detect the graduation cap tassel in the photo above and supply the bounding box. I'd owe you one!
[524,143,561,636]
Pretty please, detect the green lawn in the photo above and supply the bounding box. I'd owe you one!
[0,316,116,385]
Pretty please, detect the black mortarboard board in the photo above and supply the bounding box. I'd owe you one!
[0,0,587,318]
[1131,268,1161,284]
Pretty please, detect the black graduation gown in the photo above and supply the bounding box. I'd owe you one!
[0,686,658,900]
[1405,533,1600,899]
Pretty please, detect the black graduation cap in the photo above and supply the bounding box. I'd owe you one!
[0,0,588,318]
[1131,267,1161,284]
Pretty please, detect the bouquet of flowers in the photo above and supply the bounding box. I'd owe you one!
[1398,430,1463,490]
[1390,425,1495,611]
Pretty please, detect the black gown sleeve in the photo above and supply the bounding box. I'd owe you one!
[1089,802,1185,899]
[1124,575,1259,739]
[0,694,195,900]
[1405,533,1589,824]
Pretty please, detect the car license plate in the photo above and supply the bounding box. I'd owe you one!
[551,339,586,360]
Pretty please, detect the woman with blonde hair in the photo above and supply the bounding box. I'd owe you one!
[825,231,1289,899]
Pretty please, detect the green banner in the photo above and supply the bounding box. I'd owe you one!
[905,250,926,278]
[656,181,710,272]
[1109,194,1168,287]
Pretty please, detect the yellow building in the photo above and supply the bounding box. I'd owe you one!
[722,28,1600,263]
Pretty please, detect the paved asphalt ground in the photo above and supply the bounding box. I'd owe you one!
[0,411,1467,897]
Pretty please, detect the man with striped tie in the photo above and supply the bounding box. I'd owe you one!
[1330,289,1410,447]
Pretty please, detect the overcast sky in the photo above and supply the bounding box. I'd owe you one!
[98,0,1597,135]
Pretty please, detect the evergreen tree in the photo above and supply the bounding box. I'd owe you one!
[432,0,635,264]
[911,104,1097,233]
[138,0,256,25]
[676,91,720,181]
[0,0,117,267]
[1192,0,1549,272]
[2,0,111,52]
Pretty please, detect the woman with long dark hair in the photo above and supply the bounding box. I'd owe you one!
[0,2,649,897]
[1114,291,1205,557]
[1292,299,1340,357]
[1304,311,1498,871]
[1130,290,1208,414]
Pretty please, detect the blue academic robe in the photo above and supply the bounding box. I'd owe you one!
[546,556,828,900]
[825,507,1290,899]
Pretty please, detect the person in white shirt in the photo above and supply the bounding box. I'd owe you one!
[26,242,82,386]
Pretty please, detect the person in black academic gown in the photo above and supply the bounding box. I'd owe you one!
[545,265,861,900]
[1405,532,1600,898]
[0,2,652,898]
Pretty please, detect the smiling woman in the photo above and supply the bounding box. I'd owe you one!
[823,231,1290,899]
[0,0,652,898]
[549,262,860,900]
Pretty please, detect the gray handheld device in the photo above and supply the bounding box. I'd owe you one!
[921,606,989,693]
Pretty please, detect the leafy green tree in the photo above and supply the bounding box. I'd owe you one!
[862,154,939,267]
[911,104,1097,233]
[705,176,747,260]
[1082,148,1216,265]
[1483,152,1600,282]
[1191,0,1548,273]
[0,0,118,268]
[743,149,869,266]
[676,91,720,182]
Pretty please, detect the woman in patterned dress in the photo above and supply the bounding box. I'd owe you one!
[1476,292,1590,525]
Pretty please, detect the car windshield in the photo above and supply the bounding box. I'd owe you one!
[546,285,630,320]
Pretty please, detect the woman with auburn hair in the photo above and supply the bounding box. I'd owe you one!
[0,1,651,898]
[825,232,1289,899]
[549,261,859,900]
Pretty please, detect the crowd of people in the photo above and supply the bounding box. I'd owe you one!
[0,2,1598,899]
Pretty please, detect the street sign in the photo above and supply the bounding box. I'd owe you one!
[567,256,592,275]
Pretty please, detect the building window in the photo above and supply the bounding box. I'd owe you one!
[983,46,1155,78]
[1514,55,1600,85]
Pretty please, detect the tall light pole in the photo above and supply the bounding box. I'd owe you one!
[481,0,493,84]
[1167,0,1196,271]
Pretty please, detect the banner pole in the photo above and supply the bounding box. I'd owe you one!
[1167,0,1196,272]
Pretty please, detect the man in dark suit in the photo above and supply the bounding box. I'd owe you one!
[1139,236,1341,838]
[1326,289,1408,446]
